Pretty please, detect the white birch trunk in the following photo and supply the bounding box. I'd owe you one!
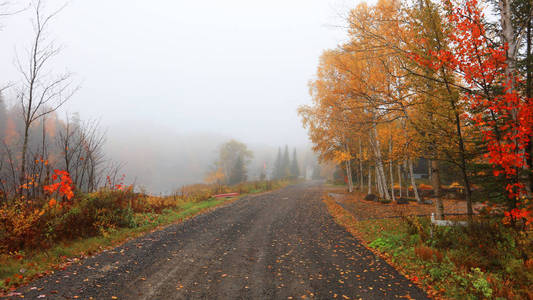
[398,163,402,198]
[499,0,517,83]
[404,160,409,197]
[371,124,390,200]
[375,166,383,197]
[345,158,353,193]
[408,158,421,203]
[389,135,395,202]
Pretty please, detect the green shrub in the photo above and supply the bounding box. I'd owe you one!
[428,263,452,281]
[369,233,404,251]
[38,191,137,247]
[469,267,493,298]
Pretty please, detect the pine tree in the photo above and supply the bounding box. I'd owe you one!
[274,147,282,179]
[290,148,300,178]
[282,145,290,178]
[229,155,247,185]
[217,139,253,183]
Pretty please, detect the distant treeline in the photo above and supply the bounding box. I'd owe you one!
[271,145,300,180]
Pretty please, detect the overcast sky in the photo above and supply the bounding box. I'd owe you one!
[0,0,351,147]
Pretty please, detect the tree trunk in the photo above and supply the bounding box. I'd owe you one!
[371,124,390,200]
[431,159,444,219]
[359,139,364,191]
[389,136,395,202]
[499,0,521,202]
[428,161,432,182]
[19,125,30,193]
[398,163,402,198]
[345,158,354,193]
[368,164,372,195]
[376,166,383,198]
[451,103,474,217]
[404,160,410,197]
[374,167,383,197]
[408,158,421,202]
[499,0,517,80]
[526,8,533,195]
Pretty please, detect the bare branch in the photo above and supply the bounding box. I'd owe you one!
[15,0,77,187]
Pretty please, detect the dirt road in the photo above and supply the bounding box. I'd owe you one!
[17,182,428,299]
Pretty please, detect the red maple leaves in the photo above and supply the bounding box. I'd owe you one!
[43,170,74,201]
[411,0,533,224]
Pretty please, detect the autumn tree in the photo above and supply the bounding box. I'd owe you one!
[343,0,484,217]
[16,0,77,191]
[205,166,225,192]
[216,139,253,184]
[228,155,247,185]
[302,0,533,225]
[426,0,533,223]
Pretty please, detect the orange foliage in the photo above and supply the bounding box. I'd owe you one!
[48,198,57,207]
[418,184,433,191]
[43,170,74,201]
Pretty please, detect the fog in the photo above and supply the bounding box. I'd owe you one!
[0,0,348,192]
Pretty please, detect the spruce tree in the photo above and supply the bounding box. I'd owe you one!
[274,147,282,179]
[282,145,290,178]
[217,139,253,183]
[290,148,300,178]
[229,155,247,185]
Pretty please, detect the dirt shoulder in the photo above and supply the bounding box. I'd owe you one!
[328,188,484,220]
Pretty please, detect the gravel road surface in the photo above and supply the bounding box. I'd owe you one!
[16,182,428,299]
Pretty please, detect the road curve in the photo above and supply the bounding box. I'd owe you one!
[17,182,428,299]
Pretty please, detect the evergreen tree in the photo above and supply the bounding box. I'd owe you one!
[229,155,247,185]
[217,139,253,183]
[273,147,282,179]
[290,148,300,178]
[282,145,290,178]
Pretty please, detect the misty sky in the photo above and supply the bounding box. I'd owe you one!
[0,0,349,146]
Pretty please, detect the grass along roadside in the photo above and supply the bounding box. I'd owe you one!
[323,194,533,299]
[0,181,290,294]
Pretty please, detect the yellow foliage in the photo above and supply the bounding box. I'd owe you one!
[334,150,353,163]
